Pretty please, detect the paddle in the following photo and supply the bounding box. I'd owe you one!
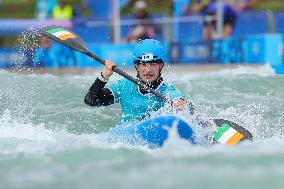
[40,25,253,144]
[213,119,253,145]
[40,26,167,101]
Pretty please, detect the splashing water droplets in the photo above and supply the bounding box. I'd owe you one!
[13,26,45,69]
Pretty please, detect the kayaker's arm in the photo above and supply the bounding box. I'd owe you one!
[84,76,114,107]
[85,60,117,107]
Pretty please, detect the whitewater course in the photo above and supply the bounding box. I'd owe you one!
[0,30,284,189]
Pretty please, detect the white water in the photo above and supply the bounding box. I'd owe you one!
[0,65,284,189]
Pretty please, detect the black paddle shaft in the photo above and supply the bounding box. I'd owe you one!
[85,51,168,101]
[40,26,167,101]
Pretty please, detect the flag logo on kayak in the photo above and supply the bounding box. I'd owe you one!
[214,123,244,145]
[46,27,76,41]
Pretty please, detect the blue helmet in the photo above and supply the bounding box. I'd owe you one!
[133,39,166,64]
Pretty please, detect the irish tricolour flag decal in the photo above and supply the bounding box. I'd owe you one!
[214,123,244,145]
[46,27,76,41]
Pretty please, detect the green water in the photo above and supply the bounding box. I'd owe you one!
[0,65,284,189]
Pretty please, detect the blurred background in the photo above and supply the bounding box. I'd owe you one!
[0,0,283,74]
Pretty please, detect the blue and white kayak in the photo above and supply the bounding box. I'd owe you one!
[107,115,195,147]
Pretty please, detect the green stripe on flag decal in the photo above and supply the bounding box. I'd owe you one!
[47,27,66,34]
[214,123,231,140]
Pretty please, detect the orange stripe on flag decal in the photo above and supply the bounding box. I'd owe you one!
[58,34,76,40]
[226,132,244,145]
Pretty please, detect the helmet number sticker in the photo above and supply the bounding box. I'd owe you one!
[141,53,154,61]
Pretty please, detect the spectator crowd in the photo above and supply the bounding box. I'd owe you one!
[127,0,258,41]
[180,0,258,40]
[35,0,74,20]
[33,0,258,42]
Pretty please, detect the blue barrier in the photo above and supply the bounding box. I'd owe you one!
[34,43,116,68]
[242,34,282,66]
[31,42,170,69]
[0,34,281,69]
[0,48,17,68]
[274,12,284,64]
[34,43,78,68]
[178,41,214,64]
[274,12,284,36]
[0,48,33,68]
[232,11,269,36]
[77,43,135,67]
[173,39,236,64]
[87,0,112,19]
[73,18,112,43]
[225,37,245,63]
[177,14,203,41]
[273,65,284,74]
[169,34,282,65]
[212,37,246,64]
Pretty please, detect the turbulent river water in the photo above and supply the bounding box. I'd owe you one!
[0,64,283,189]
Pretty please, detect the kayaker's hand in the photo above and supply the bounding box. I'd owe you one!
[102,60,116,80]
[172,99,187,112]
